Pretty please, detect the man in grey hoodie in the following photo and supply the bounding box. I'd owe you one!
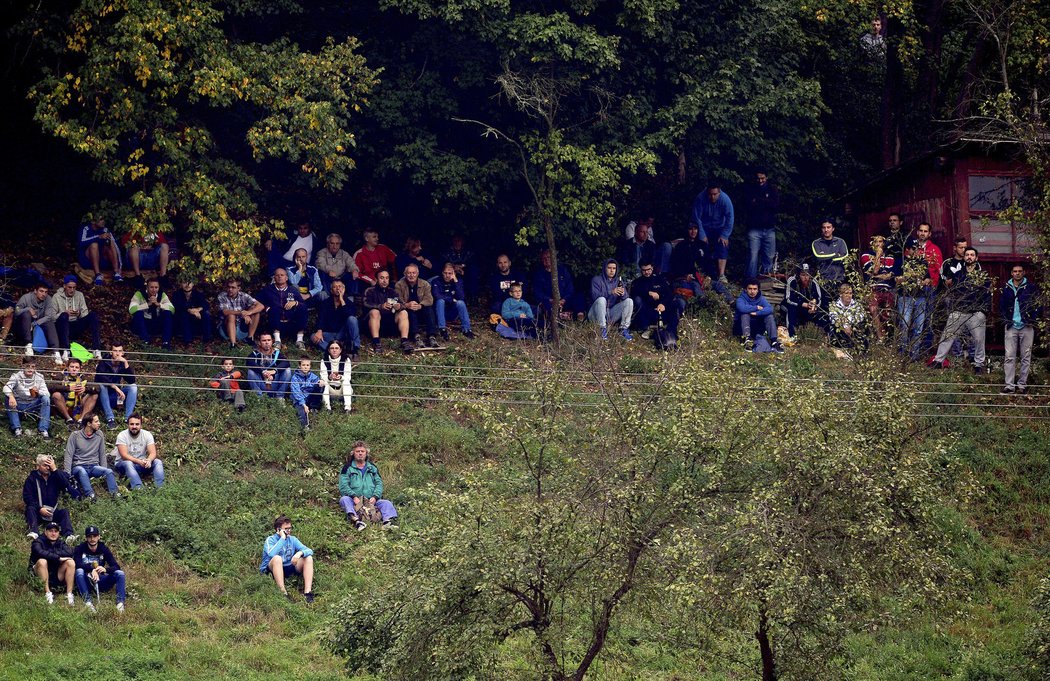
[587,259,634,341]
[15,283,60,361]
[63,412,119,499]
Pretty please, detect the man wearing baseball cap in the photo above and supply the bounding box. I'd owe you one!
[29,520,76,605]
[74,526,126,613]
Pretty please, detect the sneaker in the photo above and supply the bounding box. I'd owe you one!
[600,326,608,340]
[53,351,64,366]
[66,534,78,543]
[62,350,70,363]
[370,339,381,353]
[718,275,729,284]
[1000,385,1015,394]
[382,520,398,530]
[621,328,633,341]
[66,592,75,606]
[106,419,116,430]
[440,328,450,341]
[26,531,38,540]
[463,330,476,340]
[38,430,50,439]
[928,360,944,369]
[295,340,307,351]
[355,519,366,531]
[771,341,785,354]
[93,274,105,285]
[65,418,77,430]
[13,428,23,437]
[116,602,125,613]
[113,273,124,283]
[24,343,34,356]
[427,336,439,349]
[45,591,54,605]
[236,404,246,413]
[742,338,754,353]
[85,601,96,613]
[640,329,652,340]
[304,592,315,604]
[973,366,985,375]
[1018,386,1029,395]
[401,340,415,355]
[273,340,282,349]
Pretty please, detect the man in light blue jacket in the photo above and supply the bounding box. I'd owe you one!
[692,182,734,283]
[260,515,315,602]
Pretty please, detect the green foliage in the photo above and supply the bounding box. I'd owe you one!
[1029,577,1050,677]
[27,0,377,283]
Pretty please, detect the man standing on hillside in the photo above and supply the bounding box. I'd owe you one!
[930,247,989,373]
[811,220,849,291]
[1000,263,1042,395]
[895,223,942,361]
[744,169,779,279]
[692,182,734,283]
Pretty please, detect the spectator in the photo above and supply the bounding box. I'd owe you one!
[735,278,783,352]
[783,263,824,340]
[76,217,123,285]
[443,233,478,299]
[290,356,325,431]
[500,283,538,338]
[828,284,869,354]
[171,277,212,346]
[532,248,583,323]
[5,356,51,437]
[630,261,679,339]
[940,236,968,288]
[63,412,119,499]
[288,248,323,308]
[210,357,246,412]
[811,219,848,289]
[30,521,76,606]
[691,182,734,283]
[49,357,98,428]
[860,16,886,57]
[395,236,436,282]
[588,259,634,341]
[1000,263,1042,395]
[320,340,353,412]
[884,212,909,275]
[311,279,361,358]
[895,223,942,361]
[258,268,307,350]
[246,332,290,399]
[623,217,673,274]
[23,454,79,541]
[353,228,397,287]
[128,278,175,349]
[259,515,315,602]
[122,230,170,281]
[930,247,989,373]
[50,276,101,362]
[114,414,164,489]
[15,283,59,360]
[743,170,780,279]
[431,262,475,341]
[95,343,138,429]
[73,526,126,613]
[338,441,399,531]
[267,221,318,273]
[315,232,360,294]
[618,218,657,279]
[217,279,264,348]
[395,263,439,348]
[487,253,526,313]
[669,223,733,307]
[364,270,412,354]
[860,235,895,342]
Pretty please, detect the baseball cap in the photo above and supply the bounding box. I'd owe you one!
[44,521,60,531]
[63,275,78,284]
[84,526,100,536]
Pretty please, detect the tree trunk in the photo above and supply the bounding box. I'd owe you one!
[881,18,906,169]
[756,607,777,681]
[545,214,562,344]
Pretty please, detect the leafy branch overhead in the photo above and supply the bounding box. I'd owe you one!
[28,0,377,283]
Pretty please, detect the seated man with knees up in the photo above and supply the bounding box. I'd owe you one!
[395,263,439,348]
[217,279,264,348]
[5,356,51,438]
[63,411,119,499]
[828,283,869,354]
[128,278,175,349]
[734,278,783,353]
[114,414,164,490]
[95,343,138,430]
[30,521,77,605]
[260,515,315,603]
[363,270,412,354]
[74,525,127,613]
[246,332,291,399]
[587,259,634,341]
[23,454,80,541]
[290,356,326,432]
[49,357,98,429]
[338,441,399,531]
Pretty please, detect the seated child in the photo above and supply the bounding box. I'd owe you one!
[290,356,325,430]
[500,283,538,339]
[210,358,246,412]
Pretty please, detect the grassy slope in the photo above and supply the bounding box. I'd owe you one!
[0,306,1047,680]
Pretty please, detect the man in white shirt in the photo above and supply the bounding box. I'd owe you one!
[114,414,164,489]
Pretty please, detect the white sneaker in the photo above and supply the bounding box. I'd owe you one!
[66,592,75,606]
[26,531,38,540]
[25,343,34,356]
[92,349,102,360]
[53,351,64,365]
[116,602,125,614]
[62,350,70,363]
[85,601,96,613]
[65,534,78,543]
[45,591,54,605]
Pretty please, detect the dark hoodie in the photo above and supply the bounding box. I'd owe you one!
[23,468,81,511]
[590,259,628,306]
[30,534,73,570]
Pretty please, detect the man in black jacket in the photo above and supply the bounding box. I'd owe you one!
[930,247,990,373]
[74,526,126,613]
[630,261,680,338]
[23,454,80,541]
[1000,263,1043,394]
[30,521,76,605]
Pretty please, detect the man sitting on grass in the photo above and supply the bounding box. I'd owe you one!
[23,454,79,541]
[734,278,783,353]
[260,515,315,603]
[30,521,76,606]
[338,441,399,531]
[74,525,126,613]
[5,356,51,438]
[114,414,165,490]
[63,411,119,499]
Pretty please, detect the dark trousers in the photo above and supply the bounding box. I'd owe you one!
[635,306,680,336]
[295,390,323,427]
[17,311,59,348]
[265,309,307,339]
[26,505,74,535]
[175,308,213,343]
[55,311,101,350]
[131,310,174,345]
[406,306,437,338]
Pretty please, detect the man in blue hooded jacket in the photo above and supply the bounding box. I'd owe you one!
[587,259,634,341]
[338,441,398,531]
[735,278,783,352]
[692,182,734,283]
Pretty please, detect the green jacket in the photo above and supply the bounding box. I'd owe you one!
[339,460,384,499]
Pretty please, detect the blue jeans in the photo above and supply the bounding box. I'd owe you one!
[435,299,472,333]
[339,495,398,520]
[6,396,51,432]
[746,229,776,279]
[98,384,138,422]
[315,320,361,353]
[896,294,931,359]
[71,465,118,497]
[75,568,126,604]
[587,297,634,329]
[115,459,165,488]
[247,368,291,398]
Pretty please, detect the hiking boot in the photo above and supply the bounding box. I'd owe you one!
[440,328,450,341]
[463,330,476,340]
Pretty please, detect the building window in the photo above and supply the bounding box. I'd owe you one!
[968,175,1035,255]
